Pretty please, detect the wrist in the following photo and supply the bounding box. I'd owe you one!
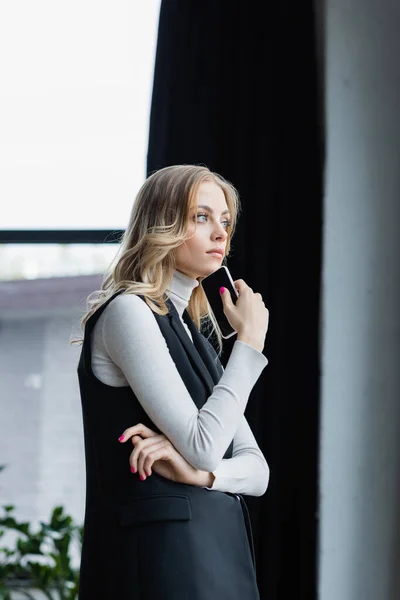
[193,470,215,487]
[237,333,264,353]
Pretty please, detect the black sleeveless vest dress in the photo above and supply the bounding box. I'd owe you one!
[77,290,259,600]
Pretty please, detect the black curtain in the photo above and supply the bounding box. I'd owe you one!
[147,2,324,598]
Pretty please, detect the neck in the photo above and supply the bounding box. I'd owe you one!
[165,269,199,318]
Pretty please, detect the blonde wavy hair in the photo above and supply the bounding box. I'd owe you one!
[73,164,241,355]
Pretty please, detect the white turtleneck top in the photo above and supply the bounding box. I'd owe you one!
[90,269,269,496]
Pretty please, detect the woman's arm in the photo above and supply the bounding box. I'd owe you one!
[100,293,268,472]
[201,414,270,497]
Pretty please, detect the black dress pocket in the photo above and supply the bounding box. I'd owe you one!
[118,494,192,526]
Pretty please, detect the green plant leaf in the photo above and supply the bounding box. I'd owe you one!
[0,499,81,599]
[28,561,54,588]
[16,537,43,555]
[0,581,12,600]
[0,547,16,557]
[0,517,30,536]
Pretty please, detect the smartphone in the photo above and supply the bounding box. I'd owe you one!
[200,266,239,339]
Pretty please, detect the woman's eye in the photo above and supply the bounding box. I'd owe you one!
[195,213,231,229]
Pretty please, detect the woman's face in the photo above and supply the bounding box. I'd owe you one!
[175,180,231,280]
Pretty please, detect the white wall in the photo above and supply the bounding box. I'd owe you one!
[320,1,400,598]
[0,276,100,569]
[0,313,85,566]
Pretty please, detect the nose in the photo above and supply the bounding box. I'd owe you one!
[212,222,228,242]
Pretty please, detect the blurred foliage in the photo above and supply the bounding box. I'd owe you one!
[0,470,83,600]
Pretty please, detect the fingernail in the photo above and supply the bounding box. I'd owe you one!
[118,435,124,442]
[140,474,146,481]
[219,287,225,294]
[130,467,136,473]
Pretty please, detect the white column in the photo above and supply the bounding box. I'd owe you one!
[320,1,400,599]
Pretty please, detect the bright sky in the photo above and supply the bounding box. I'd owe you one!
[0,0,161,230]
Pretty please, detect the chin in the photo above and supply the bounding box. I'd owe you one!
[201,265,221,278]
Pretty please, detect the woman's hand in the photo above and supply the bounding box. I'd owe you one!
[220,279,269,353]
[118,423,214,486]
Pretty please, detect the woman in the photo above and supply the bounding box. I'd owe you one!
[76,164,270,599]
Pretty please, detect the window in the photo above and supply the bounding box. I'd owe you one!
[0,0,161,231]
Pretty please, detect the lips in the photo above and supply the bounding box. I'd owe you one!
[207,249,224,257]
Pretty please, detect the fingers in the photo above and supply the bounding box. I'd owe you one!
[137,440,171,480]
[118,424,173,481]
[129,435,169,480]
[118,423,157,442]
[235,280,263,300]
[255,292,265,305]
[130,434,142,448]
[220,286,233,306]
[233,279,250,294]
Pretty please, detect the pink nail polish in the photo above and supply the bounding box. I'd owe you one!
[118,435,124,442]
[219,287,225,294]
[140,474,146,481]
[130,467,136,473]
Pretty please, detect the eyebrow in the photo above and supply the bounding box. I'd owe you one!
[196,204,231,216]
